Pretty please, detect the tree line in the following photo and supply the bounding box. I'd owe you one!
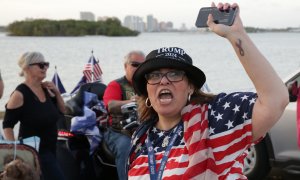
[6,18,139,36]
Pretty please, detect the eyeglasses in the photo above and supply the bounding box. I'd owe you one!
[29,62,50,69]
[129,62,141,68]
[145,70,185,85]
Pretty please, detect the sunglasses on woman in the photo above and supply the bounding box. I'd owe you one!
[29,62,50,69]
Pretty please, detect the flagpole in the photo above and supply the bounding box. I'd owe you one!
[97,57,103,83]
[54,66,59,89]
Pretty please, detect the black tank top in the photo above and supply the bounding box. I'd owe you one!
[3,83,60,154]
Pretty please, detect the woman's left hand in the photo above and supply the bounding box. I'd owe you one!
[207,2,244,38]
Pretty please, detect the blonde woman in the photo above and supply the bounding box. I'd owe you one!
[2,52,65,180]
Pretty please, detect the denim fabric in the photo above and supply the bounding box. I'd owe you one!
[39,151,65,180]
[104,128,131,180]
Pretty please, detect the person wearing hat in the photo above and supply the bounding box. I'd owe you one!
[2,51,66,180]
[126,2,288,180]
[103,50,145,180]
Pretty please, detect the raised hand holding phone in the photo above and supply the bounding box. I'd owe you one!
[197,3,244,38]
[195,6,237,28]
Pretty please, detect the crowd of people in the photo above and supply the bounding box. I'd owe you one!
[0,2,290,180]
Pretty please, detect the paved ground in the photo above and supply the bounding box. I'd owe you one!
[266,168,300,180]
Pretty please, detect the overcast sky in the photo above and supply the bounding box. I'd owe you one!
[1,0,300,29]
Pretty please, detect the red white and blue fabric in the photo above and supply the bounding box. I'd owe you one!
[70,55,103,94]
[83,55,103,83]
[91,101,109,127]
[127,92,257,180]
[70,76,86,94]
[52,71,66,94]
[70,92,102,154]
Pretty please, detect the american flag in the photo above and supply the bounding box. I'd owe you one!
[70,53,103,94]
[83,55,103,83]
[128,92,257,179]
[70,76,86,94]
[52,67,66,94]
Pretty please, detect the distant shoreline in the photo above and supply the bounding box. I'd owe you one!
[1,25,300,34]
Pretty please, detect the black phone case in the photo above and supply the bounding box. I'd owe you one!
[195,7,237,27]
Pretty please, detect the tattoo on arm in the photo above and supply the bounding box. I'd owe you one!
[235,39,245,56]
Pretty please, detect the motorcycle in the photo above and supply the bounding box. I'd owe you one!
[56,82,138,180]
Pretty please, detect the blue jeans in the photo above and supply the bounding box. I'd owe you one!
[104,128,131,180]
[39,151,65,180]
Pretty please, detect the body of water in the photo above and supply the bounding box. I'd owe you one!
[0,32,300,111]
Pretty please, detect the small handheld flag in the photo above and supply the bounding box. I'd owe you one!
[70,51,103,94]
[52,66,67,94]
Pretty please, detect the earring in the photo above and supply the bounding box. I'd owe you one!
[145,97,152,108]
[188,92,192,102]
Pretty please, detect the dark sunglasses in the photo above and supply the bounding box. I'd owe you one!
[129,62,141,68]
[29,62,50,69]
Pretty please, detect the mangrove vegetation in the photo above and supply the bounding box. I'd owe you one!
[6,18,139,37]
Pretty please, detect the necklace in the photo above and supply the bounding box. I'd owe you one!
[161,135,170,148]
[151,127,172,147]
[151,121,181,149]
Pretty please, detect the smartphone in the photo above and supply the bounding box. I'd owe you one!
[195,7,237,28]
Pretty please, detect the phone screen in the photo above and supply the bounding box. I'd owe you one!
[195,7,237,28]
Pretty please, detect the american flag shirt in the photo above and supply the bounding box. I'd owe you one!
[127,92,257,180]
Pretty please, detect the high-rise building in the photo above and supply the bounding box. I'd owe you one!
[166,22,173,31]
[147,15,159,32]
[97,16,109,21]
[147,15,154,32]
[123,15,145,32]
[80,12,95,21]
[122,14,176,32]
[159,21,173,31]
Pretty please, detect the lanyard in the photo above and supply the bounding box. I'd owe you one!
[146,123,183,180]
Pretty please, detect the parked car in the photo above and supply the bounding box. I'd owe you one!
[243,68,300,180]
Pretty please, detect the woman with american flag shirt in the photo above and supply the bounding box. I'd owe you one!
[127,2,289,180]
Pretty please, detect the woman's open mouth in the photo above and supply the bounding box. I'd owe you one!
[158,89,173,104]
